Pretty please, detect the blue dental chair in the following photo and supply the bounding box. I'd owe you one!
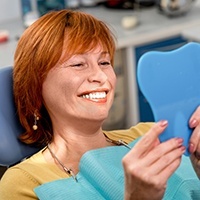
[0,66,40,167]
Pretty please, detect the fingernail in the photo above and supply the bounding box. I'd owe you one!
[176,137,184,145]
[190,119,198,128]
[189,143,195,153]
[180,146,186,153]
[159,120,168,127]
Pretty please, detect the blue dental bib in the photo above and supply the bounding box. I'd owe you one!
[34,139,200,200]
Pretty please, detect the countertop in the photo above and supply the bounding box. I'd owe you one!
[182,26,200,42]
[1,2,200,67]
[81,2,200,48]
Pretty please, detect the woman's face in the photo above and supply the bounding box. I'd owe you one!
[42,45,116,126]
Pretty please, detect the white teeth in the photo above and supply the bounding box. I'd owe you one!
[82,92,106,99]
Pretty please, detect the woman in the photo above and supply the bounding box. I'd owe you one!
[0,9,200,200]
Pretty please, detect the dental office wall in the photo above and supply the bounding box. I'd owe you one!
[0,0,21,23]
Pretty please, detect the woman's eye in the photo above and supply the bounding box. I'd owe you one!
[70,63,84,67]
[60,63,83,68]
[100,61,111,66]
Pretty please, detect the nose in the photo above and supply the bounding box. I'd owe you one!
[88,65,108,84]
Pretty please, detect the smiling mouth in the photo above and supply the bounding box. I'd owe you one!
[80,92,107,100]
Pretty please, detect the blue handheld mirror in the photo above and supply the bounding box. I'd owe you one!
[137,42,200,156]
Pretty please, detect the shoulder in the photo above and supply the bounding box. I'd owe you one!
[104,122,154,143]
[0,147,66,199]
[0,165,39,199]
[7,147,66,182]
[0,149,45,199]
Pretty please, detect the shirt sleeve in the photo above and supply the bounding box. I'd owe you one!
[103,122,154,144]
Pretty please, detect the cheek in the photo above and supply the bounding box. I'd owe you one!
[42,71,82,105]
[109,70,117,89]
[42,72,65,107]
[42,79,74,116]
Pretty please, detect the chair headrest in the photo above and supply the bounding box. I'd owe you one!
[0,66,41,167]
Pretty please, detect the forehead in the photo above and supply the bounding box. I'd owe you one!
[59,42,109,63]
[79,45,110,56]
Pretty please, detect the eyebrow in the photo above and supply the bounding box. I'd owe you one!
[80,51,109,56]
[101,51,110,56]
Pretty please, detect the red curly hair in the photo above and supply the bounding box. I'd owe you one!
[13,9,116,146]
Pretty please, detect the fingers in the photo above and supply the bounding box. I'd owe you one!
[189,124,200,153]
[144,137,185,166]
[189,106,200,128]
[148,154,182,187]
[131,120,168,158]
[149,139,185,171]
[190,153,200,179]
[122,120,185,198]
[189,106,200,154]
[122,137,184,195]
[123,120,185,181]
[133,137,185,179]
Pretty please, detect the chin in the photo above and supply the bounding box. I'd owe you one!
[91,113,109,123]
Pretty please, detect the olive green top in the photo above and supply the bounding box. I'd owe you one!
[0,122,153,200]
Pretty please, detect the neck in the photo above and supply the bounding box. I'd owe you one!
[43,127,110,174]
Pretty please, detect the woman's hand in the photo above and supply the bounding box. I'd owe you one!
[122,120,185,200]
[189,106,200,178]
